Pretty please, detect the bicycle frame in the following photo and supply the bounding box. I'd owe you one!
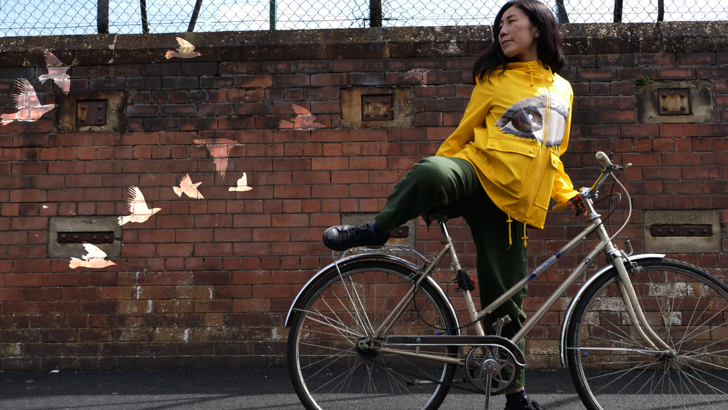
[374,186,672,365]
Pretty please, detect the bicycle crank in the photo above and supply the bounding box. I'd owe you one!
[465,344,519,409]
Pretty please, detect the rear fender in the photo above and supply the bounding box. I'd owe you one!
[285,253,461,334]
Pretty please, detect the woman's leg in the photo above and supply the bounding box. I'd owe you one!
[375,156,480,231]
[463,194,529,390]
[323,156,480,250]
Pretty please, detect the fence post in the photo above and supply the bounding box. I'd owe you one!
[613,0,623,22]
[556,0,569,23]
[370,0,382,27]
[188,0,203,32]
[270,0,276,30]
[140,0,149,33]
[657,0,664,21]
[98,0,109,33]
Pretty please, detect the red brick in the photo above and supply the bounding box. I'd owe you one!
[656,68,695,80]
[579,96,618,109]
[415,113,442,126]
[660,124,699,137]
[310,73,347,86]
[577,69,616,81]
[635,53,675,67]
[676,52,715,65]
[194,243,232,257]
[599,110,636,123]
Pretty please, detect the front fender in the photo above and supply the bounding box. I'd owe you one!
[559,253,666,368]
[285,253,461,334]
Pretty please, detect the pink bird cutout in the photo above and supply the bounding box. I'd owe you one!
[69,242,117,269]
[279,104,324,130]
[166,37,202,59]
[118,186,162,226]
[173,173,205,199]
[38,50,70,94]
[229,173,252,192]
[0,79,57,125]
[194,138,243,177]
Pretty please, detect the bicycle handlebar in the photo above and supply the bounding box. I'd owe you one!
[552,151,617,213]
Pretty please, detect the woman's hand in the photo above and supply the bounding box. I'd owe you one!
[567,195,587,215]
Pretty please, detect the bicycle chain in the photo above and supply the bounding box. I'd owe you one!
[356,347,487,395]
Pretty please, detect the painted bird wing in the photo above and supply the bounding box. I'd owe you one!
[240,173,248,187]
[127,186,152,214]
[13,79,41,108]
[291,104,310,115]
[176,37,196,54]
[82,242,107,260]
[179,173,193,187]
[44,50,63,66]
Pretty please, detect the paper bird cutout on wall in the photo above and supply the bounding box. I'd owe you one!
[118,186,161,226]
[38,51,70,94]
[1,79,57,125]
[229,173,252,192]
[279,104,324,130]
[173,173,205,199]
[166,37,202,59]
[69,242,117,269]
[194,138,243,177]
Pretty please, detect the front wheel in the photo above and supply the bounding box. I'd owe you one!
[287,259,458,410]
[567,258,728,409]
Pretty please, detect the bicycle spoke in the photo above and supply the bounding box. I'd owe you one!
[290,262,455,409]
[570,261,728,410]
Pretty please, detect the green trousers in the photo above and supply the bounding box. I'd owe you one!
[375,156,528,389]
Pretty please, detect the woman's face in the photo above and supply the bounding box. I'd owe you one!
[498,6,539,62]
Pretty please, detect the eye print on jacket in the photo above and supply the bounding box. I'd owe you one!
[495,95,569,147]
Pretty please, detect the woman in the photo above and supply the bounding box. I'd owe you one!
[323,1,579,409]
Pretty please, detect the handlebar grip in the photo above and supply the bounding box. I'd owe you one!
[552,202,569,212]
[595,151,613,168]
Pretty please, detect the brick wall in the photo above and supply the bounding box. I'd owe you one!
[0,22,727,370]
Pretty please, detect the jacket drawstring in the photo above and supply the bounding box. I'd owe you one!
[507,214,528,248]
[506,214,513,248]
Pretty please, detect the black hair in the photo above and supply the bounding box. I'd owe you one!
[472,0,565,83]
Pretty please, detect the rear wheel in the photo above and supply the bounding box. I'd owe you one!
[288,260,458,410]
[568,258,728,409]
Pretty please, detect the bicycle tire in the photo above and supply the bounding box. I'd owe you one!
[567,258,728,409]
[287,259,458,410]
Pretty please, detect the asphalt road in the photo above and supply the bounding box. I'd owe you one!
[0,368,585,410]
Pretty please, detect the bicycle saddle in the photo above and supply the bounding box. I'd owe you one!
[421,189,485,226]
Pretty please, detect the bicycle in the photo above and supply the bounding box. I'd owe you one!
[285,151,728,410]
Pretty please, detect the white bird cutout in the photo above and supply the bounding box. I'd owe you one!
[229,173,253,192]
[118,186,161,226]
[165,37,202,59]
[173,173,204,199]
[69,242,117,269]
[38,50,71,94]
[0,79,57,125]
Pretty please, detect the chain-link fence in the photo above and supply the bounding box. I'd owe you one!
[0,0,726,37]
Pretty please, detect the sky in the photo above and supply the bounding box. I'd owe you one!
[0,0,726,37]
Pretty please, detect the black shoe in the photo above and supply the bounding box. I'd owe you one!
[322,223,390,251]
[505,398,544,410]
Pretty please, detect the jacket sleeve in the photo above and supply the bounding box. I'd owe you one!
[551,90,578,204]
[436,78,493,157]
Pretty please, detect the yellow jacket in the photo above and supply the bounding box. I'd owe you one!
[437,60,577,230]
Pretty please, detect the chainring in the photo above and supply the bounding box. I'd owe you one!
[465,344,519,395]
